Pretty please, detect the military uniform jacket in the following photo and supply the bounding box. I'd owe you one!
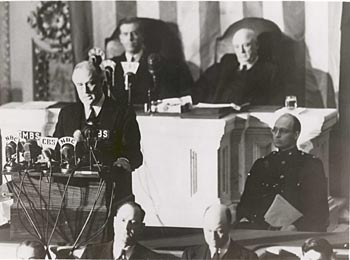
[236,147,329,232]
[53,98,143,203]
[111,52,193,106]
[181,240,258,260]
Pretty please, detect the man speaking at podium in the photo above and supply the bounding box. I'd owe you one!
[53,57,143,211]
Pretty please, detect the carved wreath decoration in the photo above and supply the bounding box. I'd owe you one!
[28,1,71,50]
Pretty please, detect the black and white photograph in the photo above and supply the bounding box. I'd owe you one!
[0,1,348,259]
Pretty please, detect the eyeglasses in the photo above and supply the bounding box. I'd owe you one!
[271,127,293,135]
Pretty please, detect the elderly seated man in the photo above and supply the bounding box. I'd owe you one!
[182,204,258,260]
[194,28,281,106]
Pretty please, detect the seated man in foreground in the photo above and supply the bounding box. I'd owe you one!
[193,28,281,106]
[81,202,165,259]
[182,204,257,260]
[236,113,329,232]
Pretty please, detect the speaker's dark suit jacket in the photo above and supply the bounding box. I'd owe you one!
[193,54,282,106]
[81,241,164,260]
[111,52,193,106]
[53,97,143,204]
[182,240,258,260]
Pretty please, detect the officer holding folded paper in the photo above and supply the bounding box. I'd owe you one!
[110,17,193,107]
[235,113,329,232]
[53,54,143,208]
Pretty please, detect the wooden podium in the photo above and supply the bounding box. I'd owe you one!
[6,171,108,244]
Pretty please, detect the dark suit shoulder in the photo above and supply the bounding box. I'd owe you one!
[132,243,164,260]
[182,244,209,260]
[219,54,239,67]
[80,241,113,259]
[226,240,258,260]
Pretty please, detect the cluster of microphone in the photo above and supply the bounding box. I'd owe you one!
[88,47,162,108]
[4,126,100,174]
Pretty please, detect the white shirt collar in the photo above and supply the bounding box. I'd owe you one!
[239,56,259,71]
[84,93,105,119]
[125,49,144,62]
[113,243,135,260]
[209,238,231,259]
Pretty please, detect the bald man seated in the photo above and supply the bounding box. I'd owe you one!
[81,202,172,260]
[236,113,329,232]
[193,28,282,106]
[182,204,258,260]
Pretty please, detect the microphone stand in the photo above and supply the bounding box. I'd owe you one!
[124,72,133,106]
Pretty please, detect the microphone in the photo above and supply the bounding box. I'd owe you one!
[147,53,162,109]
[42,148,55,162]
[61,144,75,163]
[5,141,17,162]
[124,72,133,91]
[23,139,42,165]
[82,124,98,149]
[88,47,105,67]
[102,60,116,89]
[4,141,19,172]
[73,130,85,162]
[147,53,162,86]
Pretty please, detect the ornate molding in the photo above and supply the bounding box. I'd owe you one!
[28,1,74,101]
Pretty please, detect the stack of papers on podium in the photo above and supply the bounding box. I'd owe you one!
[264,194,303,227]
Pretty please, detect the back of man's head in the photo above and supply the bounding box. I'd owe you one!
[72,60,104,84]
[302,237,334,260]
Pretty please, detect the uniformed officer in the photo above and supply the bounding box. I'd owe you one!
[235,113,329,232]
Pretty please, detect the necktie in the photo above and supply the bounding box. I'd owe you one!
[131,56,135,62]
[241,65,247,72]
[116,249,127,260]
[212,248,220,260]
[87,106,96,124]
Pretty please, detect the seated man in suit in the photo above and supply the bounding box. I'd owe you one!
[111,17,193,106]
[81,202,163,259]
[182,204,257,260]
[235,113,329,232]
[194,28,281,106]
[53,57,143,221]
